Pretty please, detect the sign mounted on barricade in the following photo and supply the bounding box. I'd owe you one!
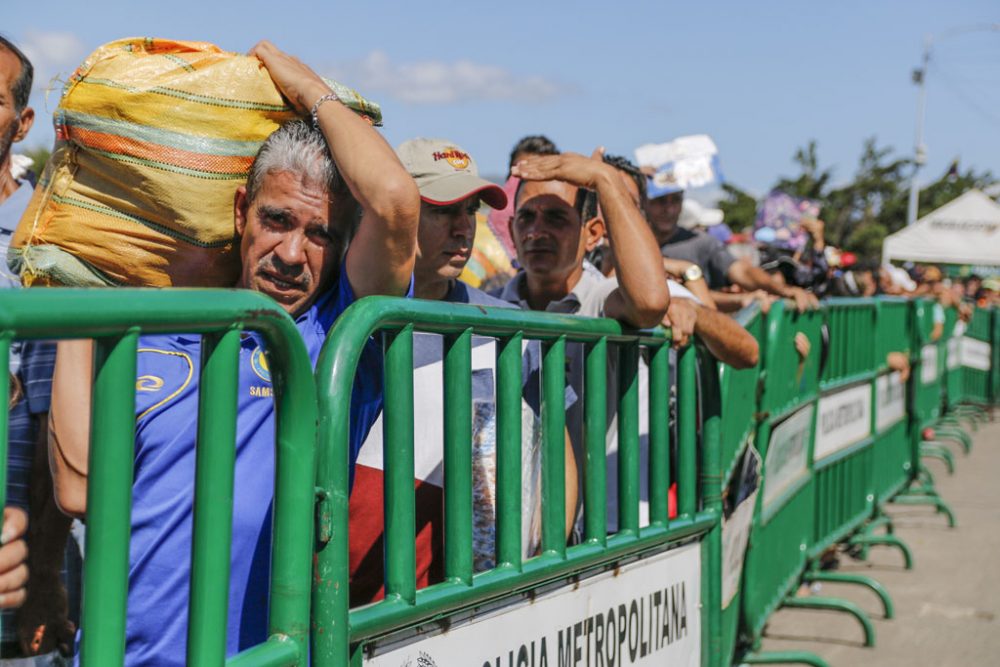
[762,405,813,512]
[721,443,761,608]
[960,337,991,371]
[921,345,939,384]
[814,382,872,461]
[363,544,702,667]
[876,372,906,431]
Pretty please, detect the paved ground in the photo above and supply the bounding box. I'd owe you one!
[756,415,1000,666]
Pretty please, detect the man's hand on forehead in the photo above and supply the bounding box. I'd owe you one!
[511,147,611,191]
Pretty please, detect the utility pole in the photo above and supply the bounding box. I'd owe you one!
[906,24,1000,227]
[907,35,931,227]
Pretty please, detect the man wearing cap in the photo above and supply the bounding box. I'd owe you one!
[348,139,577,603]
[645,169,817,312]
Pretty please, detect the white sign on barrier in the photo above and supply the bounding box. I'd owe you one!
[721,444,761,608]
[876,372,906,432]
[364,544,702,667]
[947,337,961,371]
[960,337,992,371]
[762,405,813,510]
[814,383,872,461]
[921,345,938,385]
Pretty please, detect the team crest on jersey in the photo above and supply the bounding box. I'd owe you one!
[251,347,271,383]
[136,375,164,391]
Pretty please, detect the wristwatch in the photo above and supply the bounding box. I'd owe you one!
[681,264,704,284]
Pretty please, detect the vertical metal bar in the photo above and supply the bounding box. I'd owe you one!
[496,333,523,568]
[443,330,473,584]
[0,335,10,514]
[383,326,416,603]
[81,332,138,667]
[647,343,670,527]
[617,344,640,536]
[186,328,241,667]
[696,347,724,667]
[541,337,566,556]
[677,345,697,518]
[584,338,608,544]
[267,326,318,667]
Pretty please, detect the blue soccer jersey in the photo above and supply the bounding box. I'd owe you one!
[117,275,385,666]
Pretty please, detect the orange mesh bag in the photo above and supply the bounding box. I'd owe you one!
[11,37,382,287]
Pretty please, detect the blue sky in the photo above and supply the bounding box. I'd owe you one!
[6,1,999,197]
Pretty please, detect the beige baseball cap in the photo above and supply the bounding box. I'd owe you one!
[397,138,507,210]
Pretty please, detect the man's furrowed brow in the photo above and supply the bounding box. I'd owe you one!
[256,204,292,224]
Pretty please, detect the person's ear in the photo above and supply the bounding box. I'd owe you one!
[234,186,249,237]
[583,216,605,252]
[12,107,33,143]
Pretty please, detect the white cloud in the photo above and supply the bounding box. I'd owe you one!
[328,51,572,105]
[18,30,88,94]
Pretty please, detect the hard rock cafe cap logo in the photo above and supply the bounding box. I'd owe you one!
[396,138,507,210]
[432,148,471,171]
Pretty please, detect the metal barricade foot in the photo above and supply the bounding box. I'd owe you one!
[931,425,972,454]
[920,442,955,474]
[917,463,936,486]
[781,595,876,647]
[802,571,894,619]
[891,493,957,527]
[848,534,913,570]
[741,651,831,667]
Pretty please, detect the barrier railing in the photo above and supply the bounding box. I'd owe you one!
[870,298,913,507]
[311,296,720,667]
[811,299,878,558]
[737,301,824,657]
[713,305,764,666]
[0,290,994,667]
[0,290,317,667]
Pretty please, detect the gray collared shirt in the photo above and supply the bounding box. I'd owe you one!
[498,261,619,317]
[497,262,621,538]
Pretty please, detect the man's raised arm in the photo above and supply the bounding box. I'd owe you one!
[250,41,420,298]
[513,152,669,328]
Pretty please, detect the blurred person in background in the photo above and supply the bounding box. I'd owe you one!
[643,169,817,313]
[506,134,558,178]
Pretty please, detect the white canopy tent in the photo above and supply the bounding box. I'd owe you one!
[882,189,1000,266]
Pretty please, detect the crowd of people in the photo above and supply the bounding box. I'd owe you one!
[0,36,996,665]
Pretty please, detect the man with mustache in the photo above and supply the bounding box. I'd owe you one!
[47,41,419,665]
[348,139,577,603]
[498,149,669,536]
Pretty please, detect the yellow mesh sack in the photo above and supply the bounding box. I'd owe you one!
[11,37,382,287]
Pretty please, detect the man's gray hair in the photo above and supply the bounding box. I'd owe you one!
[245,119,344,204]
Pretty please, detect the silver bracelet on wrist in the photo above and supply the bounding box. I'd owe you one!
[310,92,341,129]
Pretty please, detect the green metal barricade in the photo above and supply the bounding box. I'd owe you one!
[0,290,317,667]
[810,299,878,557]
[958,306,996,405]
[943,307,963,406]
[737,301,824,660]
[311,297,722,667]
[712,305,764,666]
[910,299,942,431]
[870,298,913,506]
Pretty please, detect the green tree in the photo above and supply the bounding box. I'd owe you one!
[916,161,995,219]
